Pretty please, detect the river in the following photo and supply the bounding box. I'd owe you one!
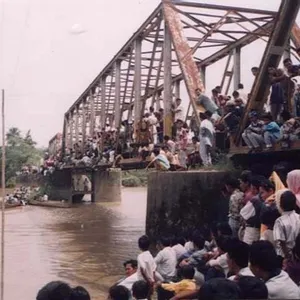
[2,187,147,300]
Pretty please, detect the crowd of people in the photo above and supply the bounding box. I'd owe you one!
[104,168,300,300]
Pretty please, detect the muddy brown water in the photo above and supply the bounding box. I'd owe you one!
[1,187,147,300]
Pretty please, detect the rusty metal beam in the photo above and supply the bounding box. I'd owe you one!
[162,0,204,125]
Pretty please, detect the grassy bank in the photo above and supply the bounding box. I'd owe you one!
[122,170,148,187]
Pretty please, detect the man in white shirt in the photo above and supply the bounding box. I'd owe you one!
[227,238,253,280]
[237,83,248,104]
[249,240,300,299]
[172,237,186,260]
[173,98,185,122]
[148,107,158,144]
[117,260,138,291]
[154,237,177,281]
[136,236,156,285]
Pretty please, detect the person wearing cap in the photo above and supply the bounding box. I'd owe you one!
[199,111,215,167]
[242,111,264,153]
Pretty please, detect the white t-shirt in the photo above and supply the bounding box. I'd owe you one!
[154,247,177,280]
[118,272,138,291]
[228,267,254,280]
[184,241,194,253]
[175,104,185,122]
[137,251,156,282]
[266,270,300,299]
[167,140,176,155]
[208,253,229,276]
[172,244,186,260]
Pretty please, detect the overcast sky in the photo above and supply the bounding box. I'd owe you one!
[0,0,295,146]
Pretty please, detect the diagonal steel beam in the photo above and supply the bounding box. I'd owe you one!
[162,0,205,125]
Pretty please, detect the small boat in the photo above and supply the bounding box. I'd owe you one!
[28,200,72,208]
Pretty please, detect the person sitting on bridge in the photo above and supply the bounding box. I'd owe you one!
[242,111,264,153]
[146,148,170,171]
[261,113,281,150]
[116,259,138,292]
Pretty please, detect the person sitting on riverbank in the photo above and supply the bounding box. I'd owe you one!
[154,237,177,282]
[117,260,138,291]
[37,281,73,300]
[136,235,156,287]
[132,280,150,300]
[146,148,170,171]
[70,286,90,300]
[109,285,130,300]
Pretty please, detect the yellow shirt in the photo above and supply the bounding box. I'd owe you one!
[161,279,196,294]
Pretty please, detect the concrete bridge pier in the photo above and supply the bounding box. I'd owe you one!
[92,168,122,203]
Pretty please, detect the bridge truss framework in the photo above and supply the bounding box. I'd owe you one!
[61,0,300,154]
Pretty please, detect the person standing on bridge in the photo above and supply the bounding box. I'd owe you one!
[199,112,215,167]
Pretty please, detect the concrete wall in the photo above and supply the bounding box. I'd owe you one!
[146,171,229,239]
[92,169,122,203]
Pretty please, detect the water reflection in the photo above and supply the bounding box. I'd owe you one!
[3,187,146,300]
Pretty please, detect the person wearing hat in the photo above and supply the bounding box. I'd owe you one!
[242,111,265,153]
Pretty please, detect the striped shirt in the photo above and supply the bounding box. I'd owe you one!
[273,211,300,257]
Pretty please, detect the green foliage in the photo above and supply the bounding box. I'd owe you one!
[0,127,43,186]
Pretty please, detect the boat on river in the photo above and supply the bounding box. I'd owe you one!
[28,200,72,208]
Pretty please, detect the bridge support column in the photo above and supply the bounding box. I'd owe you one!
[233,46,241,90]
[92,169,121,203]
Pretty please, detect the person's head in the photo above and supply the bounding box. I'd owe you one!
[286,170,300,197]
[152,148,160,157]
[132,281,150,300]
[250,176,264,195]
[249,241,280,280]
[70,286,90,300]
[149,106,154,113]
[259,180,275,201]
[192,234,205,250]
[199,112,207,121]
[251,67,259,76]
[176,98,182,106]
[215,235,232,254]
[192,136,199,144]
[215,86,222,93]
[138,235,150,251]
[176,119,184,128]
[232,90,240,100]
[227,239,249,274]
[239,170,252,192]
[248,112,259,124]
[36,281,72,300]
[268,66,277,76]
[281,110,291,122]
[283,58,293,70]
[224,177,240,194]
[236,276,268,299]
[238,83,244,89]
[123,259,137,277]
[195,88,202,97]
[179,265,195,279]
[157,236,171,250]
[212,88,219,96]
[164,135,170,142]
[216,222,232,237]
[108,286,130,300]
[261,112,273,124]
[198,278,241,300]
[280,190,296,212]
[204,110,212,119]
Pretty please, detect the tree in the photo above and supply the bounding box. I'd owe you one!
[0,127,43,186]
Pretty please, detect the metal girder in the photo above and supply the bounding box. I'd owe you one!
[162,0,204,125]
[235,0,300,145]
